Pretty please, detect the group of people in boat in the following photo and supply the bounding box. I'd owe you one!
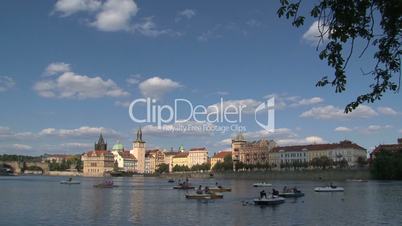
[260,186,301,198]
[177,178,190,187]
[196,185,211,194]
[259,188,279,198]
[282,186,301,193]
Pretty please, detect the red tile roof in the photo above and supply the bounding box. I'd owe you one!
[212,151,232,159]
[372,144,402,156]
[85,150,113,157]
[189,147,207,151]
[173,152,189,158]
[118,151,136,160]
[271,140,366,153]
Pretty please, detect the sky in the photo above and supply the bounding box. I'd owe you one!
[0,0,401,156]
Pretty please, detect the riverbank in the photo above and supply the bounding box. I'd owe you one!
[160,169,370,181]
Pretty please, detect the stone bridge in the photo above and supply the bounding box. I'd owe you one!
[0,161,49,174]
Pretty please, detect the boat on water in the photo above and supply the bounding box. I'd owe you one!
[60,180,81,185]
[253,196,285,205]
[346,179,368,182]
[60,178,80,185]
[209,187,232,192]
[94,179,117,188]
[278,192,304,198]
[185,192,223,200]
[314,186,344,192]
[253,182,272,187]
[173,184,195,190]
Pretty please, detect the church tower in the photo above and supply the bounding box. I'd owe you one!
[130,128,146,173]
[95,133,107,150]
[232,133,246,171]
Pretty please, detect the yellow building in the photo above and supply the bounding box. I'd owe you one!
[188,147,209,168]
[163,151,180,172]
[82,150,114,177]
[172,152,189,167]
[82,133,114,177]
[210,151,231,169]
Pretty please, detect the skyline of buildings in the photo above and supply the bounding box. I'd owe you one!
[79,128,374,176]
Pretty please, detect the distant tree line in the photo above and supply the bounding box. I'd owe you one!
[46,156,82,172]
[225,156,368,172]
[172,163,211,172]
[0,154,41,162]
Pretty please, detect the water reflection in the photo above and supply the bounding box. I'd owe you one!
[0,176,402,226]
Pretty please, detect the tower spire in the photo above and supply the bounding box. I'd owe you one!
[135,127,144,143]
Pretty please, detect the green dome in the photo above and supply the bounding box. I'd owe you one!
[112,140,124,151]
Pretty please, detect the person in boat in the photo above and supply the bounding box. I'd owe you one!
[215,182,222,189]
[283,186,288,193]
[272,188,279,196]
[204,186,210,194]
[330,182,336,188]
[197,185,203,194]
[68,177,72,182]
[293,187,299,193]
[260,190,267,199]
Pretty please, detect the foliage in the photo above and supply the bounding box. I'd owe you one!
[310,156,334,169]
[0,154,40,162]
[191,163,211,172]
[47,156,82,172]
[25,165,43,172]
[172,165,190,172]
[278,0,401,112]
[156,163,169,174]
[212,155,233,171]
[356,156,368,168]
[371,150,402,179]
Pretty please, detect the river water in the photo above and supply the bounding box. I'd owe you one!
[0,176,401,226]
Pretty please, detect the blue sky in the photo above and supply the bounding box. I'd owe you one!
[0,0,401,155]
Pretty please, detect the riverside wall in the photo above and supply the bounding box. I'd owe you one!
[161,169,370,181]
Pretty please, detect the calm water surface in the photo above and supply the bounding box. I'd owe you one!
[1,176,401,226]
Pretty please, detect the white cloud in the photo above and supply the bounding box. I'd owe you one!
[302,20,329,45]
[126,74,141,85]
[131,17,180,37]
[177,9,196,20]
[365,125,392,133]
[12,144,33,150]
[114,100,131,107]
[0,76,15,92]
[54,0,101,16]
[138,76,181,99]
[34,64,129,99]
[276,136,326,146]
[300,105,378,119]
[334,126,352,132]
[90,0,138,31]
[39,126,120,138]
[207,99,262,114]
[45,62,71,76]
[60,142,93,148]
[53,0,177,36]
[244,128,297,140]
[264,93,323,109]
[0,127,36,141]
[291,97,324,107]
[377,107,398,116]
